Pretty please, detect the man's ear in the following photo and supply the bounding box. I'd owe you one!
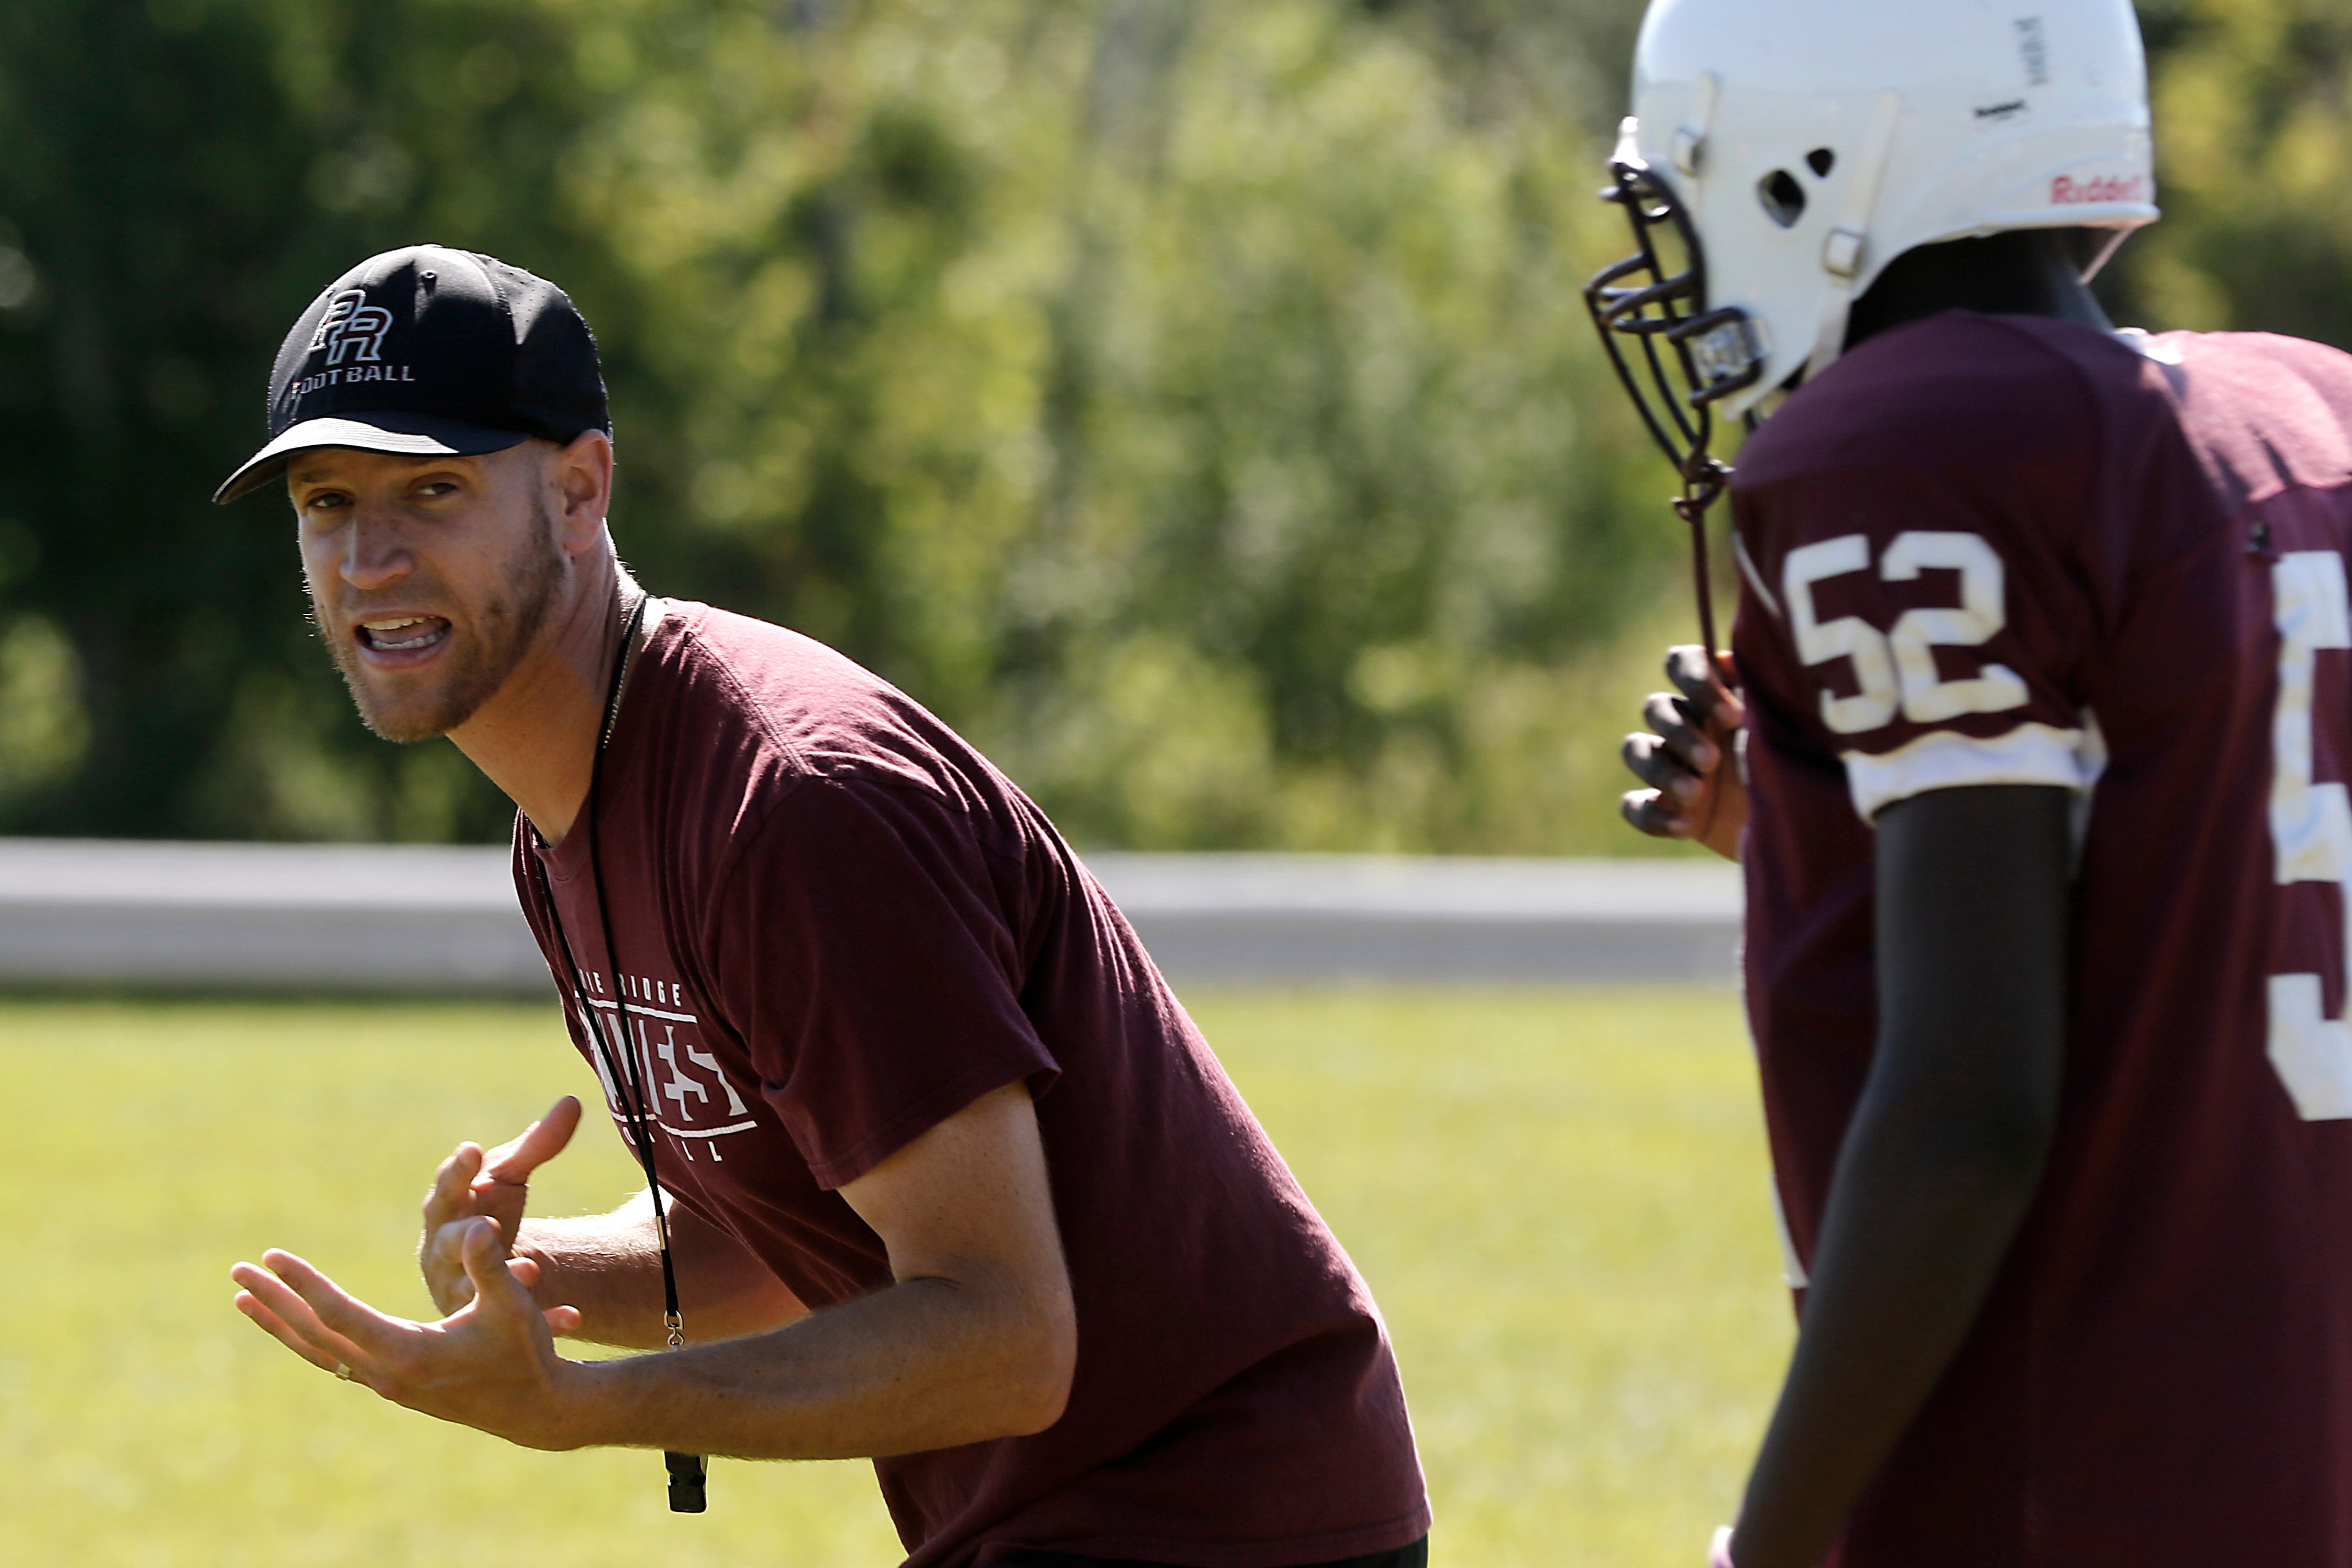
[547,430,615,556]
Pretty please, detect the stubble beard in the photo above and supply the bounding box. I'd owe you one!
[319,500,566,744]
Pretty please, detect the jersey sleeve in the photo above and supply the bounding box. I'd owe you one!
[1733,404,2105,823]
[704,775,1057,1190]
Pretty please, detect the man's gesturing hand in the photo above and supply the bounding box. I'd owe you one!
[421,1096,582,1317]
[233,1219,595,1450]
[1621,645,1748,862]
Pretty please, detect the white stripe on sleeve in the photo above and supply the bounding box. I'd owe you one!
[1842,721,2096,822]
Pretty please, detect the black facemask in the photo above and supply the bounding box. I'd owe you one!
[1584,154,1768,656]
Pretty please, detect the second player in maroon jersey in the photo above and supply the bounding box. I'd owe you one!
[1736,313,2352,1565]
[1596,2,2352,1565]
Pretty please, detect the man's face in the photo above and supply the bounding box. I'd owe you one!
[290,444,563,743]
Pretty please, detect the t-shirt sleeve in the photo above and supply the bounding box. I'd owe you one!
[705,775,1058,1190]
[1736,426,2104,823]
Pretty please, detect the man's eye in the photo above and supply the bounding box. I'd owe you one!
[417,480,458,498]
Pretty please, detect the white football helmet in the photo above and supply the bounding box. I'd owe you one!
[1587,0,2160,486]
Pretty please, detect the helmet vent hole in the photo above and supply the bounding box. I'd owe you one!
[1806,148,1836,178]
[1757,169,1807,228]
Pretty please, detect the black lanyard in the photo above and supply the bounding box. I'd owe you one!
[524,591,710,1514]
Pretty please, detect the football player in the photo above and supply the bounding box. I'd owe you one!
[1599,3,2352,1566]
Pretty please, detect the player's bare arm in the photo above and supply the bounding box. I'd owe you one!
[1620,644,1746,859]
[419,1099,805,1347]
[507,1192,808,1349]
[232,1078,1076,1457]
[1728,785,2069,1568]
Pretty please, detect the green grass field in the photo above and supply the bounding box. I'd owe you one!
[0,988,1790,1567]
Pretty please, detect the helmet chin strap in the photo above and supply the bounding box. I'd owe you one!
[1806,90,1905,382]
[2078,225,2133,284]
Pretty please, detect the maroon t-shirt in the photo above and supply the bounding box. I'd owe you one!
[1733,312,2352,1565]
[511,602,1428,1568]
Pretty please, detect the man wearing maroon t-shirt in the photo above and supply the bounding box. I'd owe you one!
[214,245,1429,1568]
[1608,3,2352,1566]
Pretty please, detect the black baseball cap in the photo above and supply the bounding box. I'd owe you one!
[213,244,611,504]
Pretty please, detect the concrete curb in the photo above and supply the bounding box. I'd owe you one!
[0,840,1741,992]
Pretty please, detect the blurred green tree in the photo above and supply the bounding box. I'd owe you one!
[0,0,617,841]
[0,0,1681,852]
[1,1,2337,852]
[2100,0,2352,351]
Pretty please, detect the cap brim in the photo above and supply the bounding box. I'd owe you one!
[211,413,532,504]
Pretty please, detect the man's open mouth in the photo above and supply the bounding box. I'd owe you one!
[357,616,452,653]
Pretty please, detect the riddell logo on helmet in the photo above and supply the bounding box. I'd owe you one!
[2051,173,2147,206]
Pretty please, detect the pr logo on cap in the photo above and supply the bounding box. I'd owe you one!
[307,289,395,365]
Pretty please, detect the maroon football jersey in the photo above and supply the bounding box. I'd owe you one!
[1733,312,2352,1566]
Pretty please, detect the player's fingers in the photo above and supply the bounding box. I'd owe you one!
[422,1220,482,1305]
[506,1254,542,1290]
[1665,644,1730,709]
[1622,788,1696,839]
[1641,691,1720,773]
[1623,732,1704,800]
[425,1143,484,1227]
[543,1304,583,1337]
[460,1218,538,1318]
[230,1262,373,1367]
[231,1288,348,1375]
[1672,645,1750,747]
[1698,649,1748,735]
[481,1096,582,1187]
[257,1249,408,1357]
